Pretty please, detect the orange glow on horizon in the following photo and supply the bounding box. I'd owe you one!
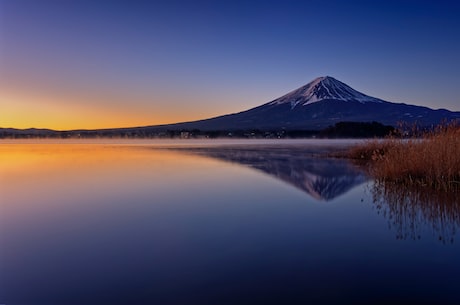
[0,88,226,130]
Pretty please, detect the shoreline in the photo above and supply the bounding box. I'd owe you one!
[345,124,460,192]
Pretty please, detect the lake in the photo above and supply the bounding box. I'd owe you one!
[1,139,459,304]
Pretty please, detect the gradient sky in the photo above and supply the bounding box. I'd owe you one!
[1,0,459,130]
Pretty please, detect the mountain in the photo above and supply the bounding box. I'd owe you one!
[166,144,368,201]
[268,76,385,106]
[2,76,459,137]
[148,76,460,131]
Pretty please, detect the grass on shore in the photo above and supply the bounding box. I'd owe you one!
[348,123,460,191]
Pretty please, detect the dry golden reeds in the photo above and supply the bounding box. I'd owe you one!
[349,122,460,191]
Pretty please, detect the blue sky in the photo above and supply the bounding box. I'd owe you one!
[1,0,459,129]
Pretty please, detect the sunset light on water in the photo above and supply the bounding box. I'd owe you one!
[1,141,460,304]
[1,0,460,303]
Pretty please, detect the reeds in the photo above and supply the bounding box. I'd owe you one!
[349,122,460,191]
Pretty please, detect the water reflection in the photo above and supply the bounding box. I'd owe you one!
[371,181,460,243]
[166,145,368,201]
[2,143,460,304]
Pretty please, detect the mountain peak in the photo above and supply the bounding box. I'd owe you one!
[269,76,384,108]
[313,75,334,82]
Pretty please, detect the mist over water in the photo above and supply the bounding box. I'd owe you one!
[1,140,459,304]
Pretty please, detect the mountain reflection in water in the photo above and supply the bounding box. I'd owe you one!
[167,145,368,201]
[167,144,460,243]
[372,181,460,244]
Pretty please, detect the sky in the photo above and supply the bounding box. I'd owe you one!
[1,0,459,130]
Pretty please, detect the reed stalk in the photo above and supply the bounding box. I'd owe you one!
[348,122,460,191]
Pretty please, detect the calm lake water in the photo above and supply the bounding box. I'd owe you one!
[1,139,459,304]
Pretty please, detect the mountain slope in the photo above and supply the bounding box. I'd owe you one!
[149,76,459,131]
[269,76,384,107]
[2,76,459,136]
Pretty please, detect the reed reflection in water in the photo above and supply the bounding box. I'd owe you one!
[2,142,460,304]
[371,181,460,244]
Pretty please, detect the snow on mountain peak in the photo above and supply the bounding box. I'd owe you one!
[269,76,384,108]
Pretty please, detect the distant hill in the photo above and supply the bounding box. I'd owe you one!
[2,76,459,138]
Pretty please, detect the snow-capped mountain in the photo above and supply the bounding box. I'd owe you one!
[4,76,458,137]
[269,76,384,107]
[152,76,459,130]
